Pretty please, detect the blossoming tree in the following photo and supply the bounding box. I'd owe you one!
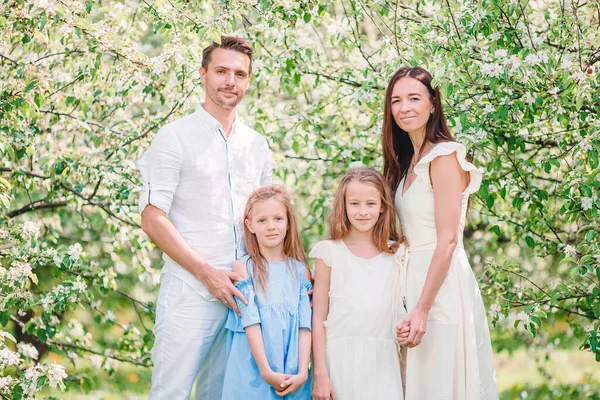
[1,0,599,398]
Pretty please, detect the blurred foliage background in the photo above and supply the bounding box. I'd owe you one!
[1,0,599,398]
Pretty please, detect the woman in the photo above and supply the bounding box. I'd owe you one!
[382,66,499,400]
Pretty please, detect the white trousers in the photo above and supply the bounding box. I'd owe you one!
[149,273,228,400]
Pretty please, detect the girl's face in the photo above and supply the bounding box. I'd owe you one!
[345,181,382,235]
[390,77,434,137]
[245,198,288,250]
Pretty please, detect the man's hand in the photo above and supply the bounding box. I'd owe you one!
[199,267,247,316]
[275,371,308,396]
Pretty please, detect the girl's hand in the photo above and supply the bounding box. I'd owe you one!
[397,307,428,348]
[261,369,291,392]
[275,371,308,396]
[396,322,410,342]
[312,373,337,400]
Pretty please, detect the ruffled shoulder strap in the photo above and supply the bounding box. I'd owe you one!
[308,240,333,266]
[413,141,482,194]
[238,254,255,281]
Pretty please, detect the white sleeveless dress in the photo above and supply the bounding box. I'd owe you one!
[394,141,499,400]
[309,240,406,400]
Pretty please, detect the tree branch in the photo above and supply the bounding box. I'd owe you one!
[6,199,68,219]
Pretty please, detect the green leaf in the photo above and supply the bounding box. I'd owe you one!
[525,236,535,248]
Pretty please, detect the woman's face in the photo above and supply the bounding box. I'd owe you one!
[390,77,434,138]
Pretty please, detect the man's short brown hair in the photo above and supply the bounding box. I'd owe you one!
[201,35,254,74]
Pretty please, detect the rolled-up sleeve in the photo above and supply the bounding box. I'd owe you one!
[138,127,182,215]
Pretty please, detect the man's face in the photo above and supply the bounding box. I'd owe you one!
[199,48,251,110]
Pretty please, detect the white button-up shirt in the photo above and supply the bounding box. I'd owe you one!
[138,103,272,299]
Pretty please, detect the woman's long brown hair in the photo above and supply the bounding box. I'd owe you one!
[329,167,401,254]
[382,66,455,194]
[243,186,309,294]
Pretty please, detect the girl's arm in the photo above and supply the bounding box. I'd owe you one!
[398,153,467,348]
[276,268,313,396]
[298,267,312,376]
[311,258,337,400]
[232,261,291,390]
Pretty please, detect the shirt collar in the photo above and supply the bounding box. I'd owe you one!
[196,102,240,137]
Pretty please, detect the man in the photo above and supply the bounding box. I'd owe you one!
[139,36,272,399]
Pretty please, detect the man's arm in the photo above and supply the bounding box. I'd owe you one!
[141,205,246,314]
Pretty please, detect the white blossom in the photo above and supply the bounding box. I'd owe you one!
[17,343,39,360]
[483,104,495,114]
[581,197,594,211]
[548,87,560,95]
[524,53,540,66]
[489,303,502,319]
[68,243,83,261]
[489,32,501,41]
[0,348,21,368]
[580,137,593,152]
[0,228,8,239]
[480,62,504,78]
[33,0,56,14]
[563,244,577,256]
[105,310,116,323]
[72,277,87,292]
[494,49,508,59]
[0,376,13,391]
[47,363,67,387]
[90,355,104,369]
[560,58,573,69]
[516,311,531,325]
[22,221,40,239]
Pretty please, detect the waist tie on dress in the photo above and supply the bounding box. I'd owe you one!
[396,242,465,302]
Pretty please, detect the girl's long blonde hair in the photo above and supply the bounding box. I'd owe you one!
[243,186,309,293]
[329,167,402,254]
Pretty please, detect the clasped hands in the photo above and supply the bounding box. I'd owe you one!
[396,307,428,348]
[262,369,308,397]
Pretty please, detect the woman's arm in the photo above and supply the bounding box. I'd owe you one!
[311,258,337,400]
[398,153,468,348]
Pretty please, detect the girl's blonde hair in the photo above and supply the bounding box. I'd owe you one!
[329,167,402,253]
[243,186,309,293]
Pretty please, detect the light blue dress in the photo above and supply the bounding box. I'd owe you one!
[222,255,312,400]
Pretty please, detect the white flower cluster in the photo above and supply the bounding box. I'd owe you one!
[581,195,597,211]
[21,362,68,396]
[523,51,549,67]
[17,342,39,360]
[0,375,13,391]
[480,63,503,78]
[4,261,33,287]
[0,347,21,368]
[21,221,40,239]
[489,303,502,319]
[563,244,577,257]
[41,283,81,311]
[515,311,531,325]
[67,243,83,261]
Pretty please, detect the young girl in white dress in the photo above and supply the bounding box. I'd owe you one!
[311,167,406,400]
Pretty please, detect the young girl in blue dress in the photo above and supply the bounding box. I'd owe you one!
[222,186,312,400]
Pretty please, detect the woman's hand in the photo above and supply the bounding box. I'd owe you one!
[312,372,337,400]
[275,371,308,396]
[397,307,429,348]
[261,369,291,392]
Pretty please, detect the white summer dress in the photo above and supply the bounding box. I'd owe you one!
[394,141,499,400]
[309,240,406,400]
